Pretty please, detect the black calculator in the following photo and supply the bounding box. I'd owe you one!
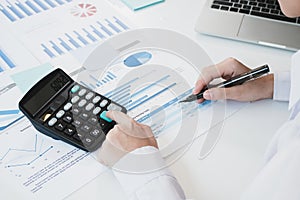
[19,68,127,152]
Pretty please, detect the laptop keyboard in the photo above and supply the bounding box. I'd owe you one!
[211,0,300,24]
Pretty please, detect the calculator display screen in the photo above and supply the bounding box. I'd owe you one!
[23,73,70,116]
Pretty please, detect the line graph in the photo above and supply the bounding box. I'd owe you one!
[0,133,53,168]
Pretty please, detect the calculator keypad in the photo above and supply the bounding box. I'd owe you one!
[45,84,126,152]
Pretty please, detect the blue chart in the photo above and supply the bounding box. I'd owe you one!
[0,49,16,72]
[80,71,117,90]
[0,133,53,169]
[0,110,24,131]
[0,0,73,22]
[41,16,129,58]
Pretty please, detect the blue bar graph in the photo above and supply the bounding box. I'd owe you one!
[7,4,24,19]
[25,0,41,13]
[54,0,64,5]
[97,21,113,36]
[137,89,192,123]
[109,85,131,99]
[59,38,72,51]
[114,16,129,30]
[0,5,16,22]
[83,28,97,42]
[50,41,63,55]
[131,75,170,98]
[16,2,32,16]
[111,88,130,99]
[105,77,138,97]
[74,31,89,45]
[0,0,73,22]
[90,25,105,39]
[65,33,81,48]
[127,95,148,109]
[106,19,121,33]
[41,18,130,58]
[114,92,130,103]
[45,0,56,8]
[0,49,16,68]
[33,0,48,10]
[41,44,55,58]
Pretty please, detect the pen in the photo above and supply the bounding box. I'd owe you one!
[180,64,270,103]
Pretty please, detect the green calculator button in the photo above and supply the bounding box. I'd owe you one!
[71,85,80,93]
[100,111,112,122]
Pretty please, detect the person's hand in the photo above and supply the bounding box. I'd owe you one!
[96,110,158,167]
[194,58,274,103]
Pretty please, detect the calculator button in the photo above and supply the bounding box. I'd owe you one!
[81,124,91,132]
[92,107,101,115]
[85,103,94,111]
[99,99,108,107]
[78,99,87,107]
[85,92,94,100]
[100,111,112,122]
[72,108,80,115]
[99,120,110,130]
[71,96,80,104]
[64,127,75,136]
[90,129,101,138]
[56,110,65,118]
[55,122,65,131]
[92,96,101,104]
[71,85,80,93]
[78,89,87,96]
[79,113,89,120]
[83,136,94,146]
[64,102,72,111]
[48,118,57,126]
[88,117,98,125]
[72,119,82,128]
[63,115,73,123]
[107,103,122,111]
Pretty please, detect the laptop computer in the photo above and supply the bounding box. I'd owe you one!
[195,0,300,51]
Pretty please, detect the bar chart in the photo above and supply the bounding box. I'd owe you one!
[0,48,16,73]
[0,0,73,22]
[79,71,117,90]
[40,16,129,58]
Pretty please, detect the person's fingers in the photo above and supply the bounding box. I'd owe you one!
[194,58,249,95]
[204,74,274,101]
[106,111,154,139]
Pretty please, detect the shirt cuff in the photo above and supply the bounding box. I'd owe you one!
[112,146,174,197]
[273,71,290,102]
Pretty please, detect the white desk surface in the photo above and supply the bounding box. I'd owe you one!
[64,0,294,199]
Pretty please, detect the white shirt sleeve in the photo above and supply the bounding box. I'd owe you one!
[273,71,291,102]
[112,146,185,200]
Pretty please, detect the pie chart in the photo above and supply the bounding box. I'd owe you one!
[70,3,97,18]
[124,52,152,67]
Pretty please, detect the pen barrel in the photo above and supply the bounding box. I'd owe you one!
[214,64,270,88]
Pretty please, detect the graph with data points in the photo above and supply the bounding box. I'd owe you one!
[40,16,129,58]
[0,48,16,72]
[0,0,73,22]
